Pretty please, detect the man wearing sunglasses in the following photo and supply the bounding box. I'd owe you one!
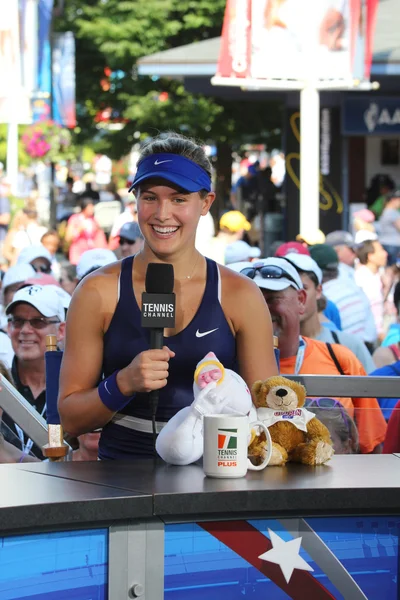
[229,257,387,454]
[117,221,143,259]
[17,244,53,276]
[3,285,65,458]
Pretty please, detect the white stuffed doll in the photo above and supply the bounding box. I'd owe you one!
[156,352,253,465]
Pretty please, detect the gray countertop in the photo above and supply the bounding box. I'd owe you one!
[0,466,152,534]
[0,454,398,534]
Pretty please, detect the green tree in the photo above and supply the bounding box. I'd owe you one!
[57,0,281,204]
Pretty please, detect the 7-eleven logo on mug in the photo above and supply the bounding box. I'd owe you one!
[217,428,238,466]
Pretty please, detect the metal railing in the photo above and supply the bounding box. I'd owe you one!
[285,375,400,398]
[0,375,49,449]
[0,373,398,455]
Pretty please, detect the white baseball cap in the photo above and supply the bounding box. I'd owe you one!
[45,285,72,311]
[280,254,322,284]
[6,285,65,322]
[76,248,117,280]
[17,245,52,266]
[354,230,378,245]
[228,257,303,291]
[225,240,261,265]
[2,263,36,290]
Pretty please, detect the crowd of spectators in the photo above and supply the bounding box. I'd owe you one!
[1,166,400,463]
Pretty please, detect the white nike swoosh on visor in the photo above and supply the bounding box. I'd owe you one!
[104,381,112,395]
[154,159,172,165]
[196,328,219,338]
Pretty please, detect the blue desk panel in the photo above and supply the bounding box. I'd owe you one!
[0,529,108,600]
[165,517,399,599]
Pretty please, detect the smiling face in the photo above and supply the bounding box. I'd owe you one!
[136,179,214,258]
[7,303,65,363]
[261,286,306,339]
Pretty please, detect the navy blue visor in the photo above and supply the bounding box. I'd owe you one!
[128,153,211,194]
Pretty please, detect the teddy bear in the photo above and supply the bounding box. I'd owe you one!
[248,376,334,466]
[156,352,253,465]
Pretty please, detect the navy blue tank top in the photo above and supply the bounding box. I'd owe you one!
[98,256,237,459]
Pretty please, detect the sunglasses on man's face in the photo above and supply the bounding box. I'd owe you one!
[240,264,300,289]
[119,237,135,246]
[8,317,60,330]
[33,265,52,274]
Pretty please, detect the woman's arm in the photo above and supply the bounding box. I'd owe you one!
[59,267,174,437]
[221,269,278,393]
[58,273,115,437]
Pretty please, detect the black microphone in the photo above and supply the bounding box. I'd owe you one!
[141,263,175,444]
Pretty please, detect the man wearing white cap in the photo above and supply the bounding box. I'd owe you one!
[3,285,65,458]
[76,248,117,281]
[282,253,376,373]
[17,244,53,275]
[228,257,387,454]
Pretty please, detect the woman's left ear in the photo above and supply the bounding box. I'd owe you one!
[201,192,216,216]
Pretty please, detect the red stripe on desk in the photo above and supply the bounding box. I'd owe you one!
[199,520,335,600]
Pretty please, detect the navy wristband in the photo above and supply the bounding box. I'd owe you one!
[98,370,135,412]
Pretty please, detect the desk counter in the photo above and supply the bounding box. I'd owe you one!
[1,455,400,599]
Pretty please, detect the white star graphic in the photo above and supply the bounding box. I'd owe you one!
[258,529,314,584]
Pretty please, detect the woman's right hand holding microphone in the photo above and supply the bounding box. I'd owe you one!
[116,347,175,396]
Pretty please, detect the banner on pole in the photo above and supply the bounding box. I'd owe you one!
[215,0,378,86]
[52,32,76,128]
[0,0,31,123]
[37,0,54,95]
[30,0,54,122]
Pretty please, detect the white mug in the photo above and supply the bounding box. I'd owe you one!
[203,414,272,478]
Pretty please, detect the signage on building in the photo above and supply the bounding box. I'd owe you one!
[342,96,400,135]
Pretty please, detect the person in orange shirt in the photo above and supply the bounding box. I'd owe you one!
[229,257,387,454]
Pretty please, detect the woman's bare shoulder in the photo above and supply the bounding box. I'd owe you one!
[218,263,268,331]
[70,260,122,314]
